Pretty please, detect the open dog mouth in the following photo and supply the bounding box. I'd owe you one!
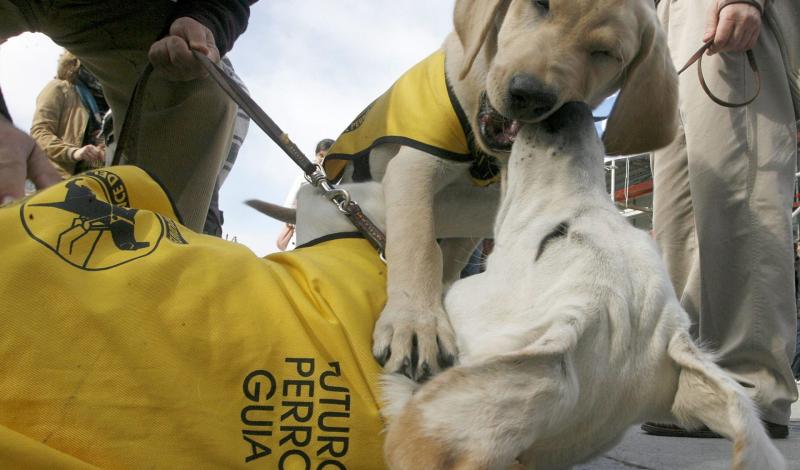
[478,92,521,153]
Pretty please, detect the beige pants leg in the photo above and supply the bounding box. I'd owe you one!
[0,1,236,231]
[654,0,798,425]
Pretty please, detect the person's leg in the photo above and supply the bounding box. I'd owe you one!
[33,1,236,231]
[659,0,798,425]
[652,1,702,330]
[203,178,224,237]
[652,122,702,326]
[794,319,800,380]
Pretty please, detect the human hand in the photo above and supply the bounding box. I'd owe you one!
[276,224,295,251]
[73,145,105,164]
[704,1,762,54]
[0,119,61,204]
[148,16,220,81]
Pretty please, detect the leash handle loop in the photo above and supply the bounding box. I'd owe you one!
[677,41,761,109]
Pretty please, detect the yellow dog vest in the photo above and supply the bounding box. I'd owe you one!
[323,50,500,186]
[0,166,387,469]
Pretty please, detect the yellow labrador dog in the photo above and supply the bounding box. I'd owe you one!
[345,0,677,382]
[255,0,678,382]
[381,103,787,470]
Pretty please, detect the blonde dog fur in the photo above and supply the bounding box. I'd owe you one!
[344,0,680,382]
[381,103,786,470]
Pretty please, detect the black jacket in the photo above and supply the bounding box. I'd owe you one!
[172,0,258,55]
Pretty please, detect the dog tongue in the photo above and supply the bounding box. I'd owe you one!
[503,120,521,142]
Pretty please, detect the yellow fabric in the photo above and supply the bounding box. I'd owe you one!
[0,166,388,469]
[323,50,472,181]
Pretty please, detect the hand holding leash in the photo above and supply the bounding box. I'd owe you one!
[678,0,763,108]
[148,17,220,82]
[704,0,763,55]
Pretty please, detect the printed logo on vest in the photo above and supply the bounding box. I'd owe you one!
[240,359,352,468]
[342,101,376,134]
[20,170,185,270]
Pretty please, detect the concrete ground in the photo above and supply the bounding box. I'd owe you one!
[575,384,800,469]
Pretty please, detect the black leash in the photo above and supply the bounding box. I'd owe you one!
[114,53,387,257]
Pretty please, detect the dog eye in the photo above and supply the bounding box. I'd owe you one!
[534,0,550,12]
[591,50,618,61]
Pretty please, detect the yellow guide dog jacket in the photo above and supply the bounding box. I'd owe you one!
[0,166,387,469]
[323,50,499,186]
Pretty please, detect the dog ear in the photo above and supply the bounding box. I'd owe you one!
[454,0,507,80]
[603,18,678,156]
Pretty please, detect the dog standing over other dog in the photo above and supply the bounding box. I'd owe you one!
[315,0,679,382]
[381,103,787,470]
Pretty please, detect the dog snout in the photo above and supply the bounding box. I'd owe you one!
[507,74,558,121]
[541,101,593,133]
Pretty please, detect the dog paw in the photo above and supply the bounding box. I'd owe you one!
[372,305,458,382]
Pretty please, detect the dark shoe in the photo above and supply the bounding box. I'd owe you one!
[641,421,788,439]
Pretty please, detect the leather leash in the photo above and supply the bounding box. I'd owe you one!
[676,0,763,108]
[114,53,387,257]
[192,52,387,256]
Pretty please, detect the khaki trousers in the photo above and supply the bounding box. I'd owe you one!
[654,0,798,424]
[0,1,237,231]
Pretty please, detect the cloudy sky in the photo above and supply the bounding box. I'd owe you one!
[1,0,612,256]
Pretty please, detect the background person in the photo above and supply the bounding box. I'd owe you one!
[30,51,108,178]
[0,87,60,205]
[203,57,250,237]
[644,0,798,438]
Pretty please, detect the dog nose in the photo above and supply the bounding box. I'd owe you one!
[507,74,558,120]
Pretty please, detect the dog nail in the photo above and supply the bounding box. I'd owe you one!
[399,357,414,378]
[438,353,455,369]
[417,362,432,382]
[376,347,391,366]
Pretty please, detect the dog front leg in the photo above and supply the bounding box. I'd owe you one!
[373,150,463,381]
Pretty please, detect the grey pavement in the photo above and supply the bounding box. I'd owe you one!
[575,384,800,469]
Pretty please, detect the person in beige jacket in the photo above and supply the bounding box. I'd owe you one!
[31,51,106,178]
[644,0,799,439]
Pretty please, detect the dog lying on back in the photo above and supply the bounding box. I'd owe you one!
[381,103,787,470]
[267,0,679,383]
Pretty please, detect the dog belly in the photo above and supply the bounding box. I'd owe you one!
[445,273,539,361]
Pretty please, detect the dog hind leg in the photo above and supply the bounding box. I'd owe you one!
[666,330,786,470]
[384,312,588,470]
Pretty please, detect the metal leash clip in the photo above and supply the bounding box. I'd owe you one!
[305,164,386,260]
[305,165,352,215]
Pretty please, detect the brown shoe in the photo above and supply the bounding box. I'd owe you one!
[640,421,788,439]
